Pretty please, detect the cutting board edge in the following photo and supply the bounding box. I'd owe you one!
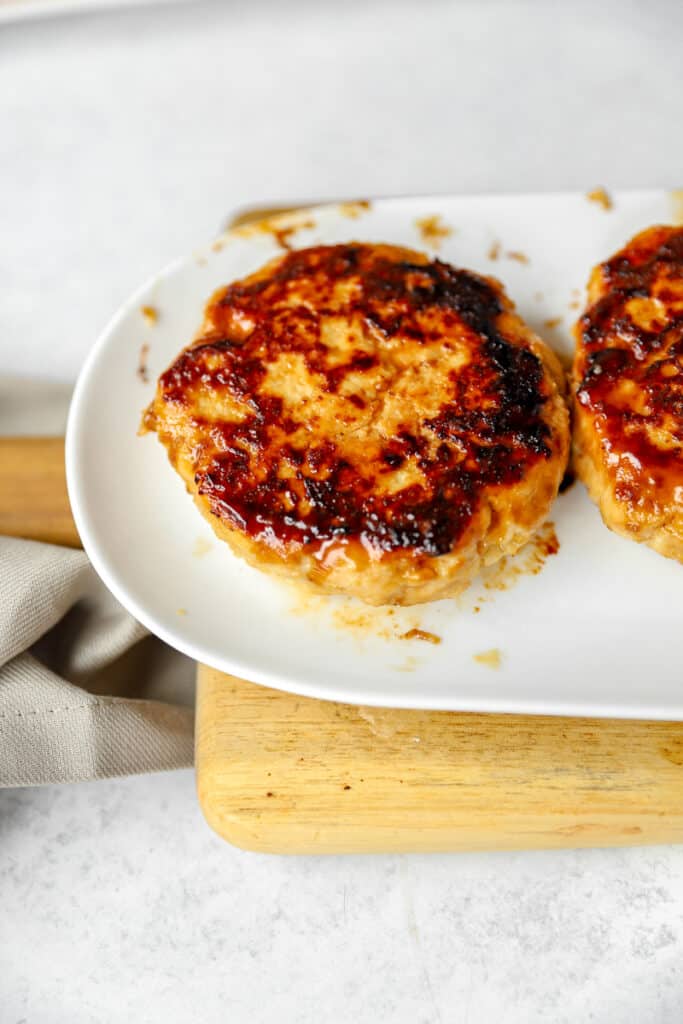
[195,665,683,854]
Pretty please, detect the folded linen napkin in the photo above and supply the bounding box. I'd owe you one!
[0,376,195,786]
[0,536,194,787]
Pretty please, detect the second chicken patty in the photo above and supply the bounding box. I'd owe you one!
[573,225,683,562]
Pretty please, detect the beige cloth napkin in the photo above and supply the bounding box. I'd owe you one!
[0,536,195,787]
[0,376,195,787]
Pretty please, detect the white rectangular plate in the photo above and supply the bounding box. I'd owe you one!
[67,189,683,717]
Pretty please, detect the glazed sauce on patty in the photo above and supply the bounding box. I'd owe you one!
[576,226,683,490]
[158,244,559,556]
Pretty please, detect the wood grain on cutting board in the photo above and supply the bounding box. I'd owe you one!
[196,664,683,854]
[0,436,78,548]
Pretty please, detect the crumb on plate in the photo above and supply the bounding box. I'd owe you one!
[141,305,158,325]
[586,187,613,211]
[400,627,442,645]
[415,215,453,249]
[137,342,150,384]
[339,199,371,219]
[271,218,317,251]
[233,215,317,251]
[473,648,502,669]
[506,250,529,265]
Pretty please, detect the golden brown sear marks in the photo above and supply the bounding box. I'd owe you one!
[573,225,683,560]
[159,245,556,553]
[148,242,568,603]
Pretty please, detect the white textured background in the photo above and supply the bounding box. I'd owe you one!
[2,1,683,1021]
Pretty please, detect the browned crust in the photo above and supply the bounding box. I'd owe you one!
[146,243,569,604]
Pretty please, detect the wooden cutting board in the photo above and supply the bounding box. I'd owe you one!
[3,435,683,853]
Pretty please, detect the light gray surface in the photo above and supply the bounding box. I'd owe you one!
[2,0,683,1020]
[3,773,683,1024]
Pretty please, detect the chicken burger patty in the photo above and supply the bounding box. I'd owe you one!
[144,243,569,605]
